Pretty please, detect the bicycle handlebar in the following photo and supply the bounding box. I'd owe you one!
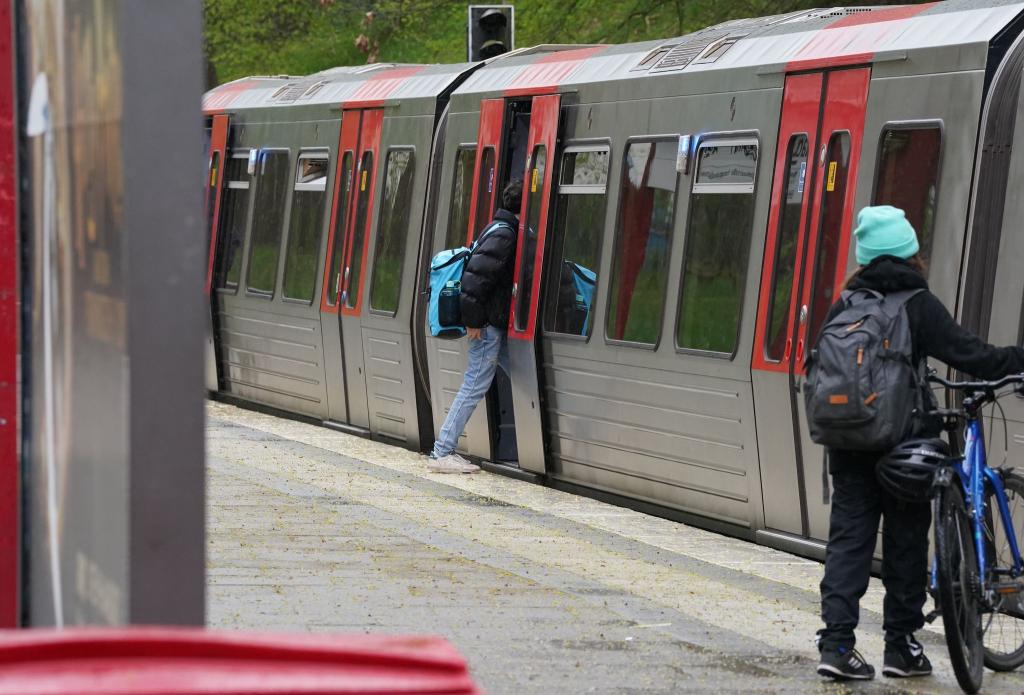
[928,372,1024,393]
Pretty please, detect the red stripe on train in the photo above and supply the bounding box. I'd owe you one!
[504,46,607,97]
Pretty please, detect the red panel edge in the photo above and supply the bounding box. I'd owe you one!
[203,115,229,295]
[0,0,19,628]
[784,53,872,73]
[465,99,505,246]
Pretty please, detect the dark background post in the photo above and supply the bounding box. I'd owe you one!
[17,0,205,626]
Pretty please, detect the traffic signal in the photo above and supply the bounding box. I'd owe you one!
[468,5,514,62]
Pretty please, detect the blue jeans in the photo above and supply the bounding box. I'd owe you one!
[432,325,509,458]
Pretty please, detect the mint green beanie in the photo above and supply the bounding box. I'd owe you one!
[854,205,920,265]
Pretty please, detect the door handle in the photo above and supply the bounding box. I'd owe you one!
[784,338,792,361]
[796,338,805,364]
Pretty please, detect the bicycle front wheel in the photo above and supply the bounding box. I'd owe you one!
[936,483,984,693]
[983,472,1024,671]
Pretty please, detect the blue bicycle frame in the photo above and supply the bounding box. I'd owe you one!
[952,417,1024,591]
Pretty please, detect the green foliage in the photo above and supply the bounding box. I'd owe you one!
[204,0,928,86]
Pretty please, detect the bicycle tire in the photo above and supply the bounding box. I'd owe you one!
[983,472,1024,671]
[936,483,984,693]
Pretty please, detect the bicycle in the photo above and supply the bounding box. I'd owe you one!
[927,372,1024,693]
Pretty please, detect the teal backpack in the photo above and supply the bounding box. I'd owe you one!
[427,221,512,339]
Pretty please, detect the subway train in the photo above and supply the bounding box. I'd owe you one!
[202,0,1024,561]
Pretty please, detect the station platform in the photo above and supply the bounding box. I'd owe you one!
[206,401,1024,694]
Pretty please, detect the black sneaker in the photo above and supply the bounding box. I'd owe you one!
[882,634,932,678]
[818,646,875,680]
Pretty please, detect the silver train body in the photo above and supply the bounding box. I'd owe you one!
[203,1,1024,560]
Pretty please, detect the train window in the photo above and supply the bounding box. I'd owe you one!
[544,146,609,337]
[873,125,942,265]
[282,153,329,303]
[446,147,475,249]
[326,151,355,307]
[806,132,851,346]
[215,153,251,291]
[246,149,290,295]
[676,139,758,355]
[343,150,374,309]
[764,135,809,361]
[514,145,547,332]
[369,149,416,315]
[473,147,496,239]
[605,140,679,346]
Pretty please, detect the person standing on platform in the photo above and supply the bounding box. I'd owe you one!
[428,179,522,473]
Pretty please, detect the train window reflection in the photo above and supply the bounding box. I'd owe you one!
[446,147,475,249]
[806,132,851,347]
[606,140,679,345]
[326,151,354,307]
[343,150,374,310]
[544,147,609,337]
[677,139,758,354]
[473,147,496,239]
[370,149,416,315]
[283,153,329,303]
[765,135,808,361]
[514,145,546,332]
[216,153,251,291]
[246,150,290,295]
[873,125,941,266]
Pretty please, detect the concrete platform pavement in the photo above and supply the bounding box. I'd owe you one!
[206,400,1024,694]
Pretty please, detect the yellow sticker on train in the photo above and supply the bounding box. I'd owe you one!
[531,167,539,193]
[827,162,837,192]
[361,170,367,191]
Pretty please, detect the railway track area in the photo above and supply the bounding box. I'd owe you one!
[206,400,1024,694]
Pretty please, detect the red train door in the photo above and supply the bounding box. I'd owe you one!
[507,94,560,474]
[204,114,229,392]
[752,68,870,543]
[318,111,362,425]
[467,99,504,244]
[336,108,383,430]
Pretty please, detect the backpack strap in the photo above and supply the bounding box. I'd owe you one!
[470,220,515,251]
[879,288,925,319]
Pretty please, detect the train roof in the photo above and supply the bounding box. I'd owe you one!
[204,0,1024,115]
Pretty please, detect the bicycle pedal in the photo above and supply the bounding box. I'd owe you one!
[924,609,941,624]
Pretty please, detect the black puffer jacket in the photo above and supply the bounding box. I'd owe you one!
[460,208,519,329]
[829,256,1024,472]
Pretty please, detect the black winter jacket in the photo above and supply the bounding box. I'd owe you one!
[828,256,1024,472]
[459,208,519,330]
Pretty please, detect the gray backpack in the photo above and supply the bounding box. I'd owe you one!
[804,288,926,452]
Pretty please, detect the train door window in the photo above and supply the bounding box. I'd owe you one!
[206,152,221,237]
[806,131,852,345]
[543,146,609,337]
[282,153,329,303]
[369,148,416,315]
[514,145,547,332]
[676,139,758,355]
[764,135,809,361]
[326,151,355,306]
[216,152,251,291]
[605,139,679,346]
[343,150,374,309]
[446,146,475,249]
[245,149,291,296]
[473,147,497,239]
[873,124,942,265]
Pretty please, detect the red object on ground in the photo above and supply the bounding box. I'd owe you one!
[0,628,484,695]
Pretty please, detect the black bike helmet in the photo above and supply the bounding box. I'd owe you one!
[876,438,950,502]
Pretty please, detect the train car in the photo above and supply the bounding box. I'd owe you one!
[203,0,1024,560]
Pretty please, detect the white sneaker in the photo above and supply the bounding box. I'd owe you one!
[428,453,480,474]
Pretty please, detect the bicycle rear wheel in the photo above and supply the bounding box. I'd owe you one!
[983,472,1024,671]
[936,483,984,693]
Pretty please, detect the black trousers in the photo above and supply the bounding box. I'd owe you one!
[818,464,932,651]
